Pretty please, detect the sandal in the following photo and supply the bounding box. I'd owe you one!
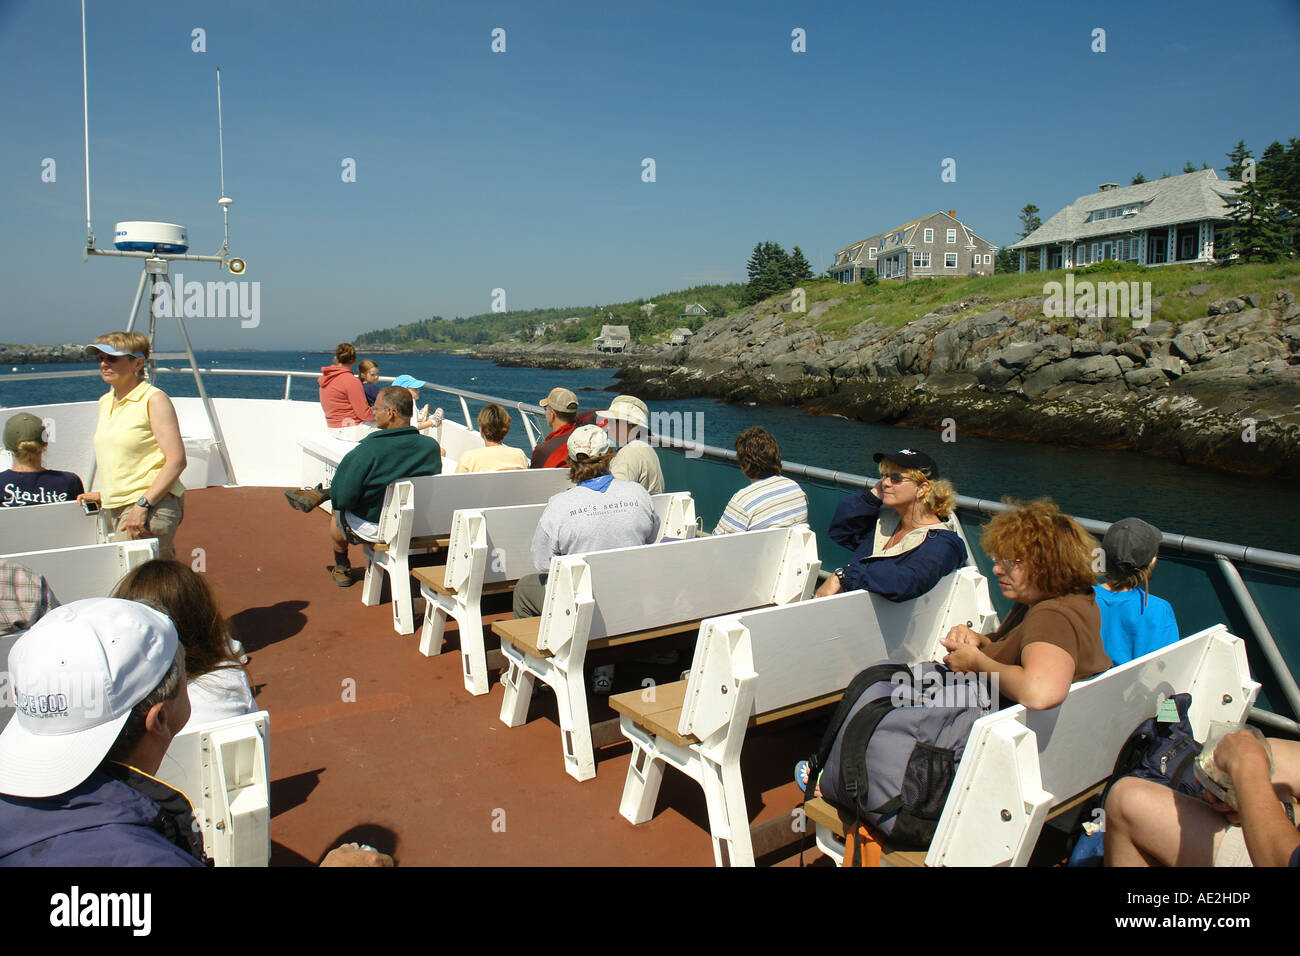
[795,759,814,794]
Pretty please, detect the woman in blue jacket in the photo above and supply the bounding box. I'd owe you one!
[816,448,966,602]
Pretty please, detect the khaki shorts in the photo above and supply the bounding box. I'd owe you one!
[106,492,184,561]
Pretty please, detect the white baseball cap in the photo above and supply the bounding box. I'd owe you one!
[567,424,612,460]
[0,598,180,798]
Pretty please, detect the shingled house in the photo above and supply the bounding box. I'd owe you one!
[828,234,885,283]
[1009,170,1242,271]
[873,211,997,280]
[594,324,631,353]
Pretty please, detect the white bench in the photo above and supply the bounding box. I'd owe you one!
[415,492,698,696]
[0,500,107,553]
[2,539,159,604]
[807,623,1259,866]
[493,525,821,782]
[156,710,271,867]
[611,566,995,866]
[0,540,159,729]
[362,468,574,634]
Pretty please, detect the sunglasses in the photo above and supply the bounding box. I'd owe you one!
[880,472,919,485]
[991,556,1025,570]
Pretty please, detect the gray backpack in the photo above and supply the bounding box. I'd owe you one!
[811,661,991,848]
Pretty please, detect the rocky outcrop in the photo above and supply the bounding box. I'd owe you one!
[0,344,88,365]
[602,285,1300,479]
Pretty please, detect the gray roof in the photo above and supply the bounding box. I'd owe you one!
[833,234,886,265]
[1010,170,1241,250]
[598,325,631,340]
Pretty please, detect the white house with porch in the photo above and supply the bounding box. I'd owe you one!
[1010,169,1242,272]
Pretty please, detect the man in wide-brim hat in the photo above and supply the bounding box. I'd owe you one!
[597,394,663,495]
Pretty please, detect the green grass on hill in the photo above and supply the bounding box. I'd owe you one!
[357,282,748,349]
[800,261,1300,337]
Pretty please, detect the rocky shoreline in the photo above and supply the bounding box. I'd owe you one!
[476,285,1300,479]
[0,344,89,365]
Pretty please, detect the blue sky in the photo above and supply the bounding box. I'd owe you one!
[1,0,1297,349]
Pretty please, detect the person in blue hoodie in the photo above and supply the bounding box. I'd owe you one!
[816,448,966,602]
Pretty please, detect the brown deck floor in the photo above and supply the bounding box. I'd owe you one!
[182,486,826,866]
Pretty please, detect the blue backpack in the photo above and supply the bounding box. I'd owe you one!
[1068,692,1202,866]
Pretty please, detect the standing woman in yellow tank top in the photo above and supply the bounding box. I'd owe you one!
[75,332,187,560]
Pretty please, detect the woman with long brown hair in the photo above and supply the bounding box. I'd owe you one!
[113,559,255,730]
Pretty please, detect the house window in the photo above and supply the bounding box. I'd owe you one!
[923,228,934,243]
[983,254,991,264]
[1091,243,1099,262]
[913,252,931,268]
[869,247,877,259]
[944,253,958,268]
[946,229,957,243]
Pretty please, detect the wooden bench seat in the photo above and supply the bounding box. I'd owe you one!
[411,565,515,598]
[498,525,820,781]
[612,680,843,748]
[372,535,449,554]
[494,616,704,661]
[418,493,698,695]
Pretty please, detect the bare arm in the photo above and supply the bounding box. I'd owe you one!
[944,640,1074,710]
[144,390,187,504]
[1218,733,1300,867]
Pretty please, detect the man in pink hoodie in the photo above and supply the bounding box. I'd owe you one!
[319,343,375,431]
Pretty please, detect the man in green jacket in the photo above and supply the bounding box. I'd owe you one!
[328,386,442,586]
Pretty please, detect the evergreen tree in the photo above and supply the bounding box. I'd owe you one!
[1182,161,1197,174]
[788,246,814,283]
[1224,140,1251,181]
[1218,142,1289,263]
[1130,172,1147,184]
[742,241,793,305]
[1017,203,1042,271]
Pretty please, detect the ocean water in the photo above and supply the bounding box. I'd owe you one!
[2,349,1297,554]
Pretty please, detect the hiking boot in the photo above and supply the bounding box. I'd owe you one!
[285,484,327,512]
[331,565,354,587]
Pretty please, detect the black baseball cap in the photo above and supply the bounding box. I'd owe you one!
[873,448,939,478]
[1102,517,1162,572]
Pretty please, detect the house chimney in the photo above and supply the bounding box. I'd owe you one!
[948,209,956,218]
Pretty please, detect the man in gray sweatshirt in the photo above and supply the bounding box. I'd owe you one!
[513,424,659,620]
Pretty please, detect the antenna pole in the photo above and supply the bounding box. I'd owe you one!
[216,68,231,257]
[81,0,93,248]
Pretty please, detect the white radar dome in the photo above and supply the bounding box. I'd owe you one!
[113,221,189,254]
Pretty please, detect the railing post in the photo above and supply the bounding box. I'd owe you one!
[284,375,292,400]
